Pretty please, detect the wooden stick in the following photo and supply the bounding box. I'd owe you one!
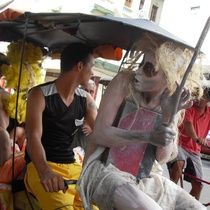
[169,16,210,125]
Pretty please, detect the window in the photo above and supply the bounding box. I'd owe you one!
[150,5,158,22]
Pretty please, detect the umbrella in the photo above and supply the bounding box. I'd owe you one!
[0,9,194,55]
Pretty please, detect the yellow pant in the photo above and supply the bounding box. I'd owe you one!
[24,161,83,210]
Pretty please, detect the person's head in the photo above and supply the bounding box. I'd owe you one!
[133,49,167,93]
[193,87,210,107]
[60,42,94,86]
[60,42,93,72]
[127,33,204,98]
[81,79,96,97]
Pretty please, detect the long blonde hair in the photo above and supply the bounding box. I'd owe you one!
[123,33,204,100]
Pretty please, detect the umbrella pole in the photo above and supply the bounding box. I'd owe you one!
[11,15,29,210]
[169,16,210,125]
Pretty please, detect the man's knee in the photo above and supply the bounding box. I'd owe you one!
[175,160,184,168]
[170,160,184,175]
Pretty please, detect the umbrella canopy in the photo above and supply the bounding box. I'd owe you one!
[0,9,194,55]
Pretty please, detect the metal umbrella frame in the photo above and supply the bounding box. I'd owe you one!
[0,9,195,54]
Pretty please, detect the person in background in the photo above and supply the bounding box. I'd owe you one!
[0,54,11,167]
[9,125,26,153]
[24,43,98,210]
[72,79,97,151]
[168,87,210,200]
[0,54,26,183]
[81,79,96,98]
[0,88,11,167]
[80,79,96,137]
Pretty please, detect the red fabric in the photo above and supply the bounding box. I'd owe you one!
[0,154,25,184]
[178,104,210,154]
[109,103,161,176]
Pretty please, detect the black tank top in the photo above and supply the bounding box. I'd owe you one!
[25,81,87,164]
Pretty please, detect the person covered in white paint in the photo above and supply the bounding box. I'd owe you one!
[77,34,207,210]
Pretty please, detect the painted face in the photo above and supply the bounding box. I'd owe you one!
[134,50,167,92]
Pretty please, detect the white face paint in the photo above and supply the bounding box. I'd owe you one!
[134,50,167,93]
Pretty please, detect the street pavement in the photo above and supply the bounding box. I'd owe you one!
[161,158,210,209]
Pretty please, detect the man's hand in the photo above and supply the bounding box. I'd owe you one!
[196,138,209,148]
[149,124,176,147]
[40,169,67,193]
[82,124,92,136]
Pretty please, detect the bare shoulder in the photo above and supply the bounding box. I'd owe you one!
[109,71,128,87]
[97,71,131,118]
[103,71,130,100]
[28,86,43,99]
[27,86,45,112]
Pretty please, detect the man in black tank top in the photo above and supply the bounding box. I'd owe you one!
[24,43,98,210]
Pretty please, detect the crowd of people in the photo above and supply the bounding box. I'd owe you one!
[0,34,209,210]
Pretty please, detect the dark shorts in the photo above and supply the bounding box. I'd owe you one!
[168,146,203,182]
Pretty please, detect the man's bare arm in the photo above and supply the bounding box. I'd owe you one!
[26,88,66,192]
[84,93,98,131]
[26,88,50,177]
